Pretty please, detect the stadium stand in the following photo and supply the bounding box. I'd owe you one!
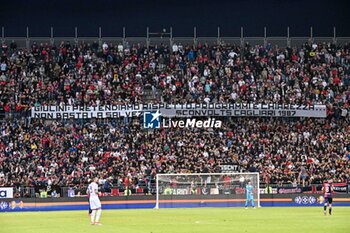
[0,40,349,197]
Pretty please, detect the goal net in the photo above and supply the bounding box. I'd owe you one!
[155,173,260,209]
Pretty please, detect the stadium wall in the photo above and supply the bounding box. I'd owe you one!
[1,194,350,212]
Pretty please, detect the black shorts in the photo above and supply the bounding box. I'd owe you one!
[325,197,333,204]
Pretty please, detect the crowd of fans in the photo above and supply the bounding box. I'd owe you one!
[1,40,349,111]
[0,117,349,195]
[0,39,349,196]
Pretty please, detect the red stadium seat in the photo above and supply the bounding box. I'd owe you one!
[136,187,143,193]
[111,188,120,196]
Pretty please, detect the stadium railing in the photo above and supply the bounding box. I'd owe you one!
[1,25,348,49]
[2,36,348,49]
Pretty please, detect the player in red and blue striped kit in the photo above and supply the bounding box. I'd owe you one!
[322,180,334,216]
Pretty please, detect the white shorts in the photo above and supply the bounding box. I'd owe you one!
[89,196,102,210]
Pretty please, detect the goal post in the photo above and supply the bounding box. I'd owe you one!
[155,173,260,209]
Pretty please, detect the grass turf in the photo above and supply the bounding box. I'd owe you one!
[1,207,349,233]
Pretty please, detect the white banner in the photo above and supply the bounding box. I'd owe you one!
[219,164,241,173]
[31,103,327,119]
[0,187,13,198]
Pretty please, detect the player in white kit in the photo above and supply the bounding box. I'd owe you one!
[87,177,102,225]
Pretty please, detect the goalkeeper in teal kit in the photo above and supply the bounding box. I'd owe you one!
[245,181,255,209]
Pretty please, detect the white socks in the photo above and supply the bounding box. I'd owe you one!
[91,210,96,223]
[95,209,102,223]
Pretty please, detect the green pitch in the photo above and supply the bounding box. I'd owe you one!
[1,207,350,233]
